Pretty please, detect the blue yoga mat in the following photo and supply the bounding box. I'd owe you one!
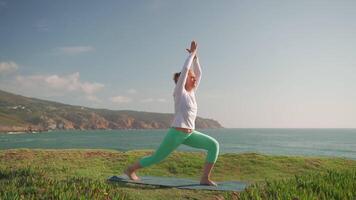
[108,175,248,192]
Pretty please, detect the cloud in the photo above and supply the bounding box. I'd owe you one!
[0,61,18,74]
[141,98,154,103]
[127,89,137,94]
[15,72,104,101]
[110,96,132,104]
[56,46,95,55]
[140,98,166,103]
[87,95,101,103]
[109,89,137,104]
[43,72,103,94]
[157,98,167,102]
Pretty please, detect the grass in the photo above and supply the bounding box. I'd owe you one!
[0,113,26,126]
[0,149,355,200]
[240,170,356,200]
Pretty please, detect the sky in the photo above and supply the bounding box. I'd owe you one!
[0,0,355,128]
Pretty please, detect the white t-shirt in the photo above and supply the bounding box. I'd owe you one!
[171,54,202,129]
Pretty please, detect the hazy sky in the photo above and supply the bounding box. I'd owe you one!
[1,0,355,128]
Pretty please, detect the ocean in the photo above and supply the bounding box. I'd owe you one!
[1,128,355,159]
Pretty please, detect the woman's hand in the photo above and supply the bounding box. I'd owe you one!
[186,40,198,59]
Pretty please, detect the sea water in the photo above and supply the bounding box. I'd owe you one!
[0,128,355,159]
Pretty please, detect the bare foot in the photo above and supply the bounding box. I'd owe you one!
[200,178,217,186]
[124,167,140,181]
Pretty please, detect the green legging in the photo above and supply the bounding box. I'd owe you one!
[139,128,219,168]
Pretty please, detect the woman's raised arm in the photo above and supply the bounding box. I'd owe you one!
[192,56,202,91]
[174,41,197,96]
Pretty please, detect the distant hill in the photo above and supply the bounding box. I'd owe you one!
[0,90,223,133]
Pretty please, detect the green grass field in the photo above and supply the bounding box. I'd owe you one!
[0,149,355,200]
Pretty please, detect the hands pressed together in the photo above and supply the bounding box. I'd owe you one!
[186,40,198,59]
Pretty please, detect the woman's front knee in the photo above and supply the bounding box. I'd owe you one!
[207,139,219,163]
[209,139,219,152]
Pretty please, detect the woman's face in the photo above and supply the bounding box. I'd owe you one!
[185,70,196,90]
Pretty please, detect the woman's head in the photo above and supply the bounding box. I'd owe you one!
[173,69,197,91]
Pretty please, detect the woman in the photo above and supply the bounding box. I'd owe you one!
[124,41,219,186]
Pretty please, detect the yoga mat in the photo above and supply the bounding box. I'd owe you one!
[108,175,248,192]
